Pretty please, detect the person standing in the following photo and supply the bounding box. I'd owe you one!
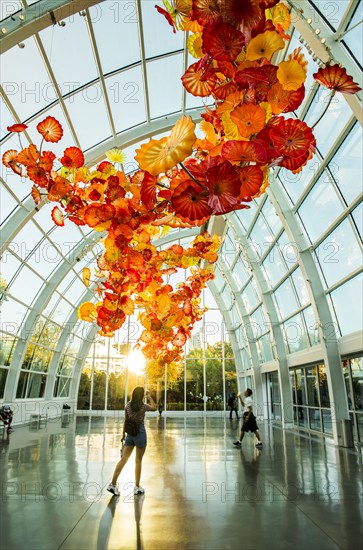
[157,397,163,417]
[107,387,156,496]
[228,393,239,419]
[233,389,263,448]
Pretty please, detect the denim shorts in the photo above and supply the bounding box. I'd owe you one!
[125,424,147,448]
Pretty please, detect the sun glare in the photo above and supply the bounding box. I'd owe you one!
[128,350,146,375]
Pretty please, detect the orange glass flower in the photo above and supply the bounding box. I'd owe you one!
[313,64,361,94]
[60,147,85,168]
[84,203,116,227]
[238,165,264,201]
[51,206,65,226]
[222,140,267,164]
[181,59,218,97]
[230,103,266,139]
[37,116,63,143]
[7,123,28,133]
[135,115,196,175]
[16,144,39,167]
[27,165,48,187]
[270,118,315,158]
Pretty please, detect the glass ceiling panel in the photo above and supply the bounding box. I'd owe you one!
[10,220,44,258]
[0,99,16,141]
[6,262,44,304]
[315,218,362,288]
[64,83,111,151]
[147,55,183,119]
[342,4,363,67]
[262,245,287,288]
[330,123,362,205]
[261,201,282,236]
[39,15,98,90]
[0,1,21,21]
[278,231,298,268]
[1,36,52,121]
[352,203,362,240]
[249,214,273,257]
[25,103,74,158]
[48,298,74,325]
[278,154,321,205]
[307,0,350,31]
[304,89,352,157]
[90,1,141,73]
[298,172,344,244]
[0,185,18,225]
[141,1,184,58]
[47,218,86,253]
[0,297,28,334]
[105,68,146,134]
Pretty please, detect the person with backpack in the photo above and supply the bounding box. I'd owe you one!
[228,393,239,419]
[107,386,156,496]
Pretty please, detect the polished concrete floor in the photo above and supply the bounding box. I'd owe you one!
[0,414,362,550]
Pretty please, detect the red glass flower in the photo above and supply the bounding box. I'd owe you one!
[313,64,361,94]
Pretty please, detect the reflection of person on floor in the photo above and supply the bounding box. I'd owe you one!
[158,398,163,417]
[233,389,263,449]
[0,406,14,433]
[107,387,156,497]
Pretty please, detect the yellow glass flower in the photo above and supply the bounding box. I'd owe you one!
[277,59,306,91]
[187,33,203,58]
[82,267,91,287]
[221,111,240,140]
[135,115,196,175]
[272,2,291,31]
[105,148,126,164]
[246,31,284,61]
[199,120,218,144]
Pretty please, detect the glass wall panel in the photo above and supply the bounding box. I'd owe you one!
[186,357,203,411]
[318,364,330,407]
[0,334,17,366]
[309,408,322,431]
[262,246,286,287]
[258,334,273,363]
[306,366,319,407]
[54,376,71,398]
[329,274,362,336]
[291,268,310,307]
[274,278,299,319]
[16,372,47,398]
[206,358,223,410]
[283,313,309,353]
[0,368,8,398]
[351,357,363,411]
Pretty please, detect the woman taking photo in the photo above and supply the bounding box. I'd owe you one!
[107,386,156,496]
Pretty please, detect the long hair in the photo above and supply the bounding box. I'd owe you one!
[130,386,144,412]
